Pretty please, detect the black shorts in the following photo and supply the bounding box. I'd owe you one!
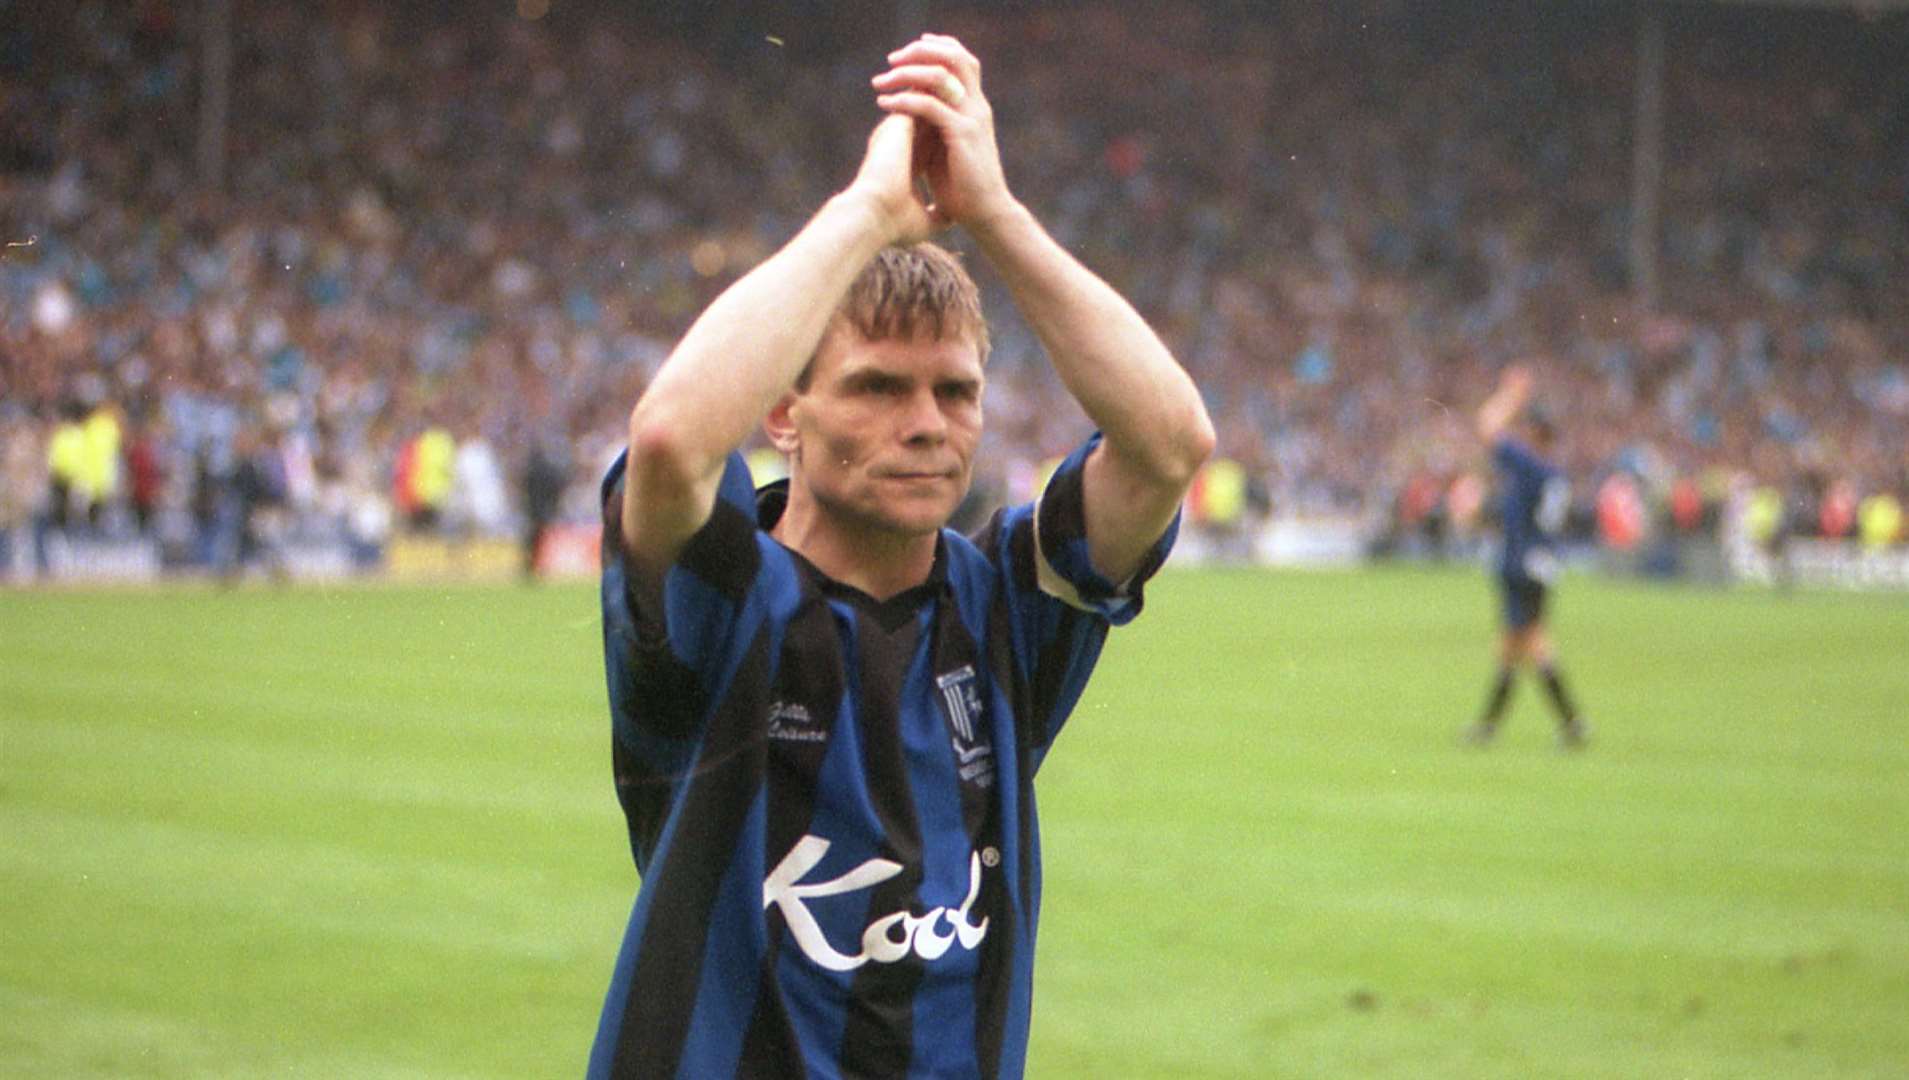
[1498,576,1548,630]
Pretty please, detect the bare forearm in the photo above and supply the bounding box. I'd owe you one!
[620,192,891,562]
[869,34,1210,582]
[970,202,1213,582]
[970,203,1213,484]
[631,192,890,471]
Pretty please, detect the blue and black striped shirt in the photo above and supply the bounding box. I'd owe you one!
[1492,436,1568,584]
[589,436,1175,1079]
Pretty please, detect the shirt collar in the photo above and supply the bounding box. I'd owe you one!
[756,478,951,619]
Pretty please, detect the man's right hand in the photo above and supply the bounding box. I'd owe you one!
[847,113,941,247]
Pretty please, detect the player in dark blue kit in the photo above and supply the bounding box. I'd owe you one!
[1464,365,1589,750]
[589,34,1215,1079]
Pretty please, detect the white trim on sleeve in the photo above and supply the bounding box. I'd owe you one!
[1030,493,1098,613]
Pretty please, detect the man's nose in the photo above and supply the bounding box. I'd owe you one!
[899,388,947,445]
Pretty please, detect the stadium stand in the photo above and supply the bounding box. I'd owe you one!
[2,0,1904,583]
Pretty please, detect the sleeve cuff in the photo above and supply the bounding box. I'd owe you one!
[1030,434,1178,624]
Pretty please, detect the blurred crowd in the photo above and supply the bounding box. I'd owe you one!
[3,0,1906,578]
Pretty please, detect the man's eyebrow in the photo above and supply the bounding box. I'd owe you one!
[839,368,911,389]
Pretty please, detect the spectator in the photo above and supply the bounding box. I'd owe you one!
[1,405,49,577]
[519,434,570,581]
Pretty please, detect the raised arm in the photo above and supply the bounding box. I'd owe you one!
[874,36,1215,584]
[970,202,1215,585]
[619,116,937,571]
[1476,365,1534,444]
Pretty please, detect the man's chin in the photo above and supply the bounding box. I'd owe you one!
[867,490,965,537]
[812,481,968,539]
[877,504,958,537]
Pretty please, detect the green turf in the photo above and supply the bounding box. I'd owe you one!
[3,568,1906,1077]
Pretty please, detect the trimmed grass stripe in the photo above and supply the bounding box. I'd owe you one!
[3,569,1905,1077]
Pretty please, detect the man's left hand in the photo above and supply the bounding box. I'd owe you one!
[871,34,1017,233]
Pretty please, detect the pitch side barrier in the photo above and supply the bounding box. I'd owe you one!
[1,532,365,585]
[20,533,163,583]
[1728,538,1909,592]
[12,522,1905,591]
[1170,517,1909,593]
[0,522,597,587]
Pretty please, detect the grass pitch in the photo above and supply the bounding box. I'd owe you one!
[3,567,1906,1077]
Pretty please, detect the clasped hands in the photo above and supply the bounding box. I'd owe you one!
[852,34,1017,245]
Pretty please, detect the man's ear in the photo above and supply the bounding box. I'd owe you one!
[763,392,801,456]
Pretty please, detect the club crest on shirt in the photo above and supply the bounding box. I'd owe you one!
[935,665,994,788]
[767,700,826,743]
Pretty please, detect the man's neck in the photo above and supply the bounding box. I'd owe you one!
[770,491,939,602]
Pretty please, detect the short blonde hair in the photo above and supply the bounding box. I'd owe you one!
[799,243,989,389]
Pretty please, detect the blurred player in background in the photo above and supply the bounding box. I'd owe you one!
[518,432,569,581]
[1465,365,1589,749]
[590,33,1214,1079]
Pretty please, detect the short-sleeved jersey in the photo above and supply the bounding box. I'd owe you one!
[1492,437,1567,584]
[590,435,1175,1080]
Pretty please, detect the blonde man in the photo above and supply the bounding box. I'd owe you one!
[589,34,1213,1080]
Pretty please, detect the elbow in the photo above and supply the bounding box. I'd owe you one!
[618,403,722,563]
[1181,410,1218,480]
[626,406,702,497]
[1152,405,1217,491]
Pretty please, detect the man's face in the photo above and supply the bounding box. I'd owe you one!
[781,328,985,538]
